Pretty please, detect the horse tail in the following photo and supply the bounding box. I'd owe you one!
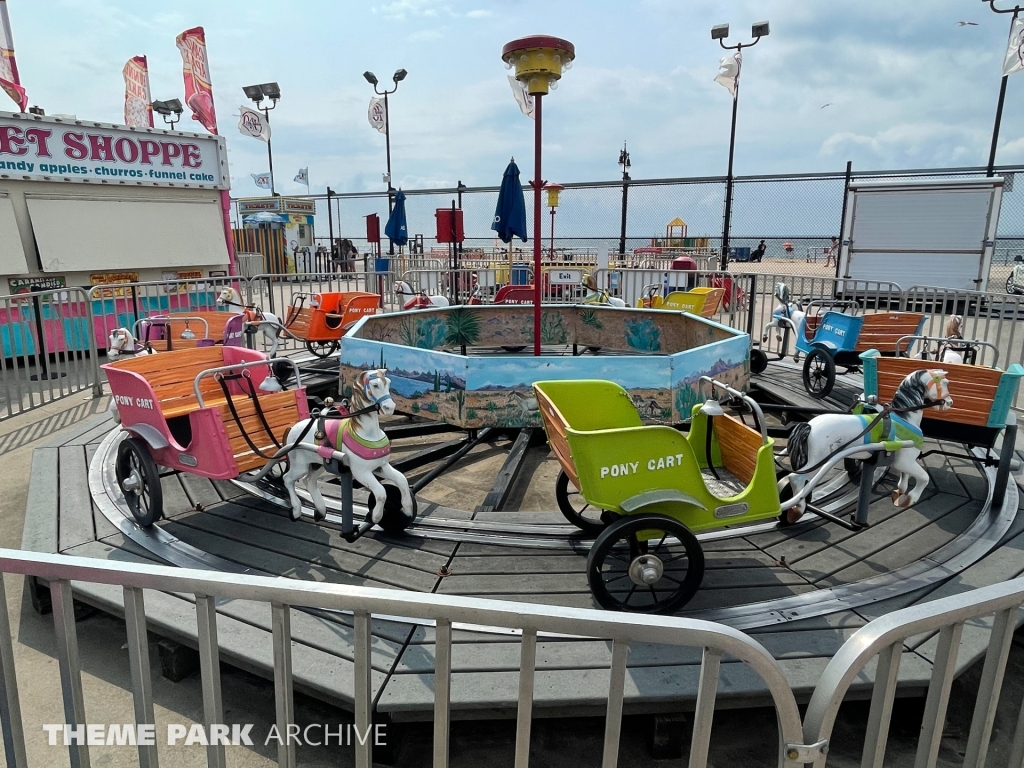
[789,422,812,471]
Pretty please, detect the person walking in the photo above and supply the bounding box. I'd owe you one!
[826,236,839,268]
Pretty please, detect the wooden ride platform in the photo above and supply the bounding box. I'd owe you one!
[21,393,1024,721]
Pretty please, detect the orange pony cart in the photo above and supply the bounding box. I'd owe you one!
[282,292,380,357]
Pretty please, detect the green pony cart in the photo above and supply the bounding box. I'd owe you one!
[534,378,783,614]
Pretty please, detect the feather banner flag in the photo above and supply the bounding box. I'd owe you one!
[0,0,27,112]
[122,56,153,127]
[175,26,218,134]
[714,51,742,98]
[1004,17,1024,77]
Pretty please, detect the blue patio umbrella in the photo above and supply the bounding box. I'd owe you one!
[384,190,409,247]
[491,159,528,243]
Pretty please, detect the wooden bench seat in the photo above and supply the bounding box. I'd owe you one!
[713,413,761,485]
[873,356,1002,427]
[219,390,304,471]
[854,312,925,353]
[107,347,235,419]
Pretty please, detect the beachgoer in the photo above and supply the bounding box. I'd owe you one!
[751,240,767,263]
[826,236,839,267]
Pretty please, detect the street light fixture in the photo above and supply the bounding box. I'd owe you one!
[502,34,575,355]
[151,98,184,129]
[243,82,281,195]
[713,20,769,265]
[618,141,631,255]
[982,1,1020,176]
[364,68,408,255]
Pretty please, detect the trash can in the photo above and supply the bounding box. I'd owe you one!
[728,247,751,263]
[374,257,391,273]
[511,264,531,285]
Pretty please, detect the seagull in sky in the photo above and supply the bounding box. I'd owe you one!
[957,21,979,26]
[821,103,833,109]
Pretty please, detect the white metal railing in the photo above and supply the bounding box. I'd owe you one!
[0,548,805,768]
[803,575,1024,768]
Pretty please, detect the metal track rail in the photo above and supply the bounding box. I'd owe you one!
[88,426,1016,632]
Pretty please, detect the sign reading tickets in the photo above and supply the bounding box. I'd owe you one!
[0,111,228,189]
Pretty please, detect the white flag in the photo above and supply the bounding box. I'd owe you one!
[1004,17,1024,76]
[238,105,271,142]
[368,97,387,134]
[714,52,742,98]
[294,167,308,184]
[508,75,535,120]
[251,172,272,189]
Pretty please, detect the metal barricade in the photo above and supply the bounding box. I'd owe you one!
[803,576,1024,768]
[0,547,805,768]
[0,286,101,420]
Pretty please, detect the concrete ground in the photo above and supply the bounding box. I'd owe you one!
[2,393,1024,767]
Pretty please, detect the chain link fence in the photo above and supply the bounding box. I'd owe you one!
[267,164,1024,282]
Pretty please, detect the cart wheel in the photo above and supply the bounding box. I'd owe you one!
[555,470,608,536]
[587,514,704,614]
[1006,275,1024,296]
[115,437,163,528]
[501,346,526,352]
[750,348,768,374]
[306,340,340,358]
[367,484,418,533]
[802,348,836,399]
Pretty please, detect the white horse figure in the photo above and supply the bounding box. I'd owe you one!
[216,286,286,355]
[105,328,158,424]
[761,282,806,355]
[786,368,952,520]
[581,274,626,307]
[394,280,450,310]
[281,369,415,525]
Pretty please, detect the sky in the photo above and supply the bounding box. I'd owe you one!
[6,0,1024,201]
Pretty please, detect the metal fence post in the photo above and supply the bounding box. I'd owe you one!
[83,290,103,398]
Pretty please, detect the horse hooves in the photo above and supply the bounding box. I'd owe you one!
[891,490,902,504]
[897,495,913,508]
[290,509,303,522]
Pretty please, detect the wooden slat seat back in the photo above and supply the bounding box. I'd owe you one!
[873,357,1002,427]
[855,312,925,353]
[107,347,229,419]
[535,388,580,487]
[146,311,235,350]
[698,288,725,317]
[284,306,314,338]
[803,315,822,341]
[714,414,762,485]
[218,390,304,472]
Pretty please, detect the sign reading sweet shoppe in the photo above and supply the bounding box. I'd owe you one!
[0,111,228,189]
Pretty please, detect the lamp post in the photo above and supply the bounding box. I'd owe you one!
[712,21,769,265]
[618,142,630,255]
[242,82,281,196]
[364,68,407,255]
[502,35,575,356]
[983,1,1020,176]
[151,99,183,129]
[544,183,563,259]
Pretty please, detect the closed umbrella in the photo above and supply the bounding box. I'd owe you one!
[384,190,409,248]
[491,159,528,290]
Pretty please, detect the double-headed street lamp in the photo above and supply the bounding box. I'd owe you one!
[618,141,631,255]
[364,68,407,255]
[151,99,183,129]
[712,20,769,264]
[243,82,282,195]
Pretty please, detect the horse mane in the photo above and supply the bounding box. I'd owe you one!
[892,370,929,412]
[775,283,790,304]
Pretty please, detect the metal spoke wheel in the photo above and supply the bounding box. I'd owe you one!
[115,437,163,528]
[802,348,836,399]
[1007,274,1024,296]
[555,470,608,536]
[587,514,705,614]
[367,483,418,533]
[306,340,340,358]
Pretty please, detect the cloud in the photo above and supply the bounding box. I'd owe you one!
[465,9,491,18]
[409,27,445,42]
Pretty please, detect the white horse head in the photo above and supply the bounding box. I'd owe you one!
[893,368,952,414]
[279,367,415,527]
[217,286,245,308]
[106,327,154,358]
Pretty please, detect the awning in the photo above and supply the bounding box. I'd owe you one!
[242,212,290,224]
[0,194,29,275]
[26,195,229,273]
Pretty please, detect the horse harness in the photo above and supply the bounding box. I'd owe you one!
[315,376,392,460]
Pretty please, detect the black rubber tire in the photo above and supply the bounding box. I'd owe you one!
[1006,275,1023,296]
[802,348,836,399]
[750,348,769,374]
[555,470,607,536]
[367,484,418,533]
[116,437,163,528]
[501,346,527,352]
[587,514,705,614]
[306,340,340,358]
